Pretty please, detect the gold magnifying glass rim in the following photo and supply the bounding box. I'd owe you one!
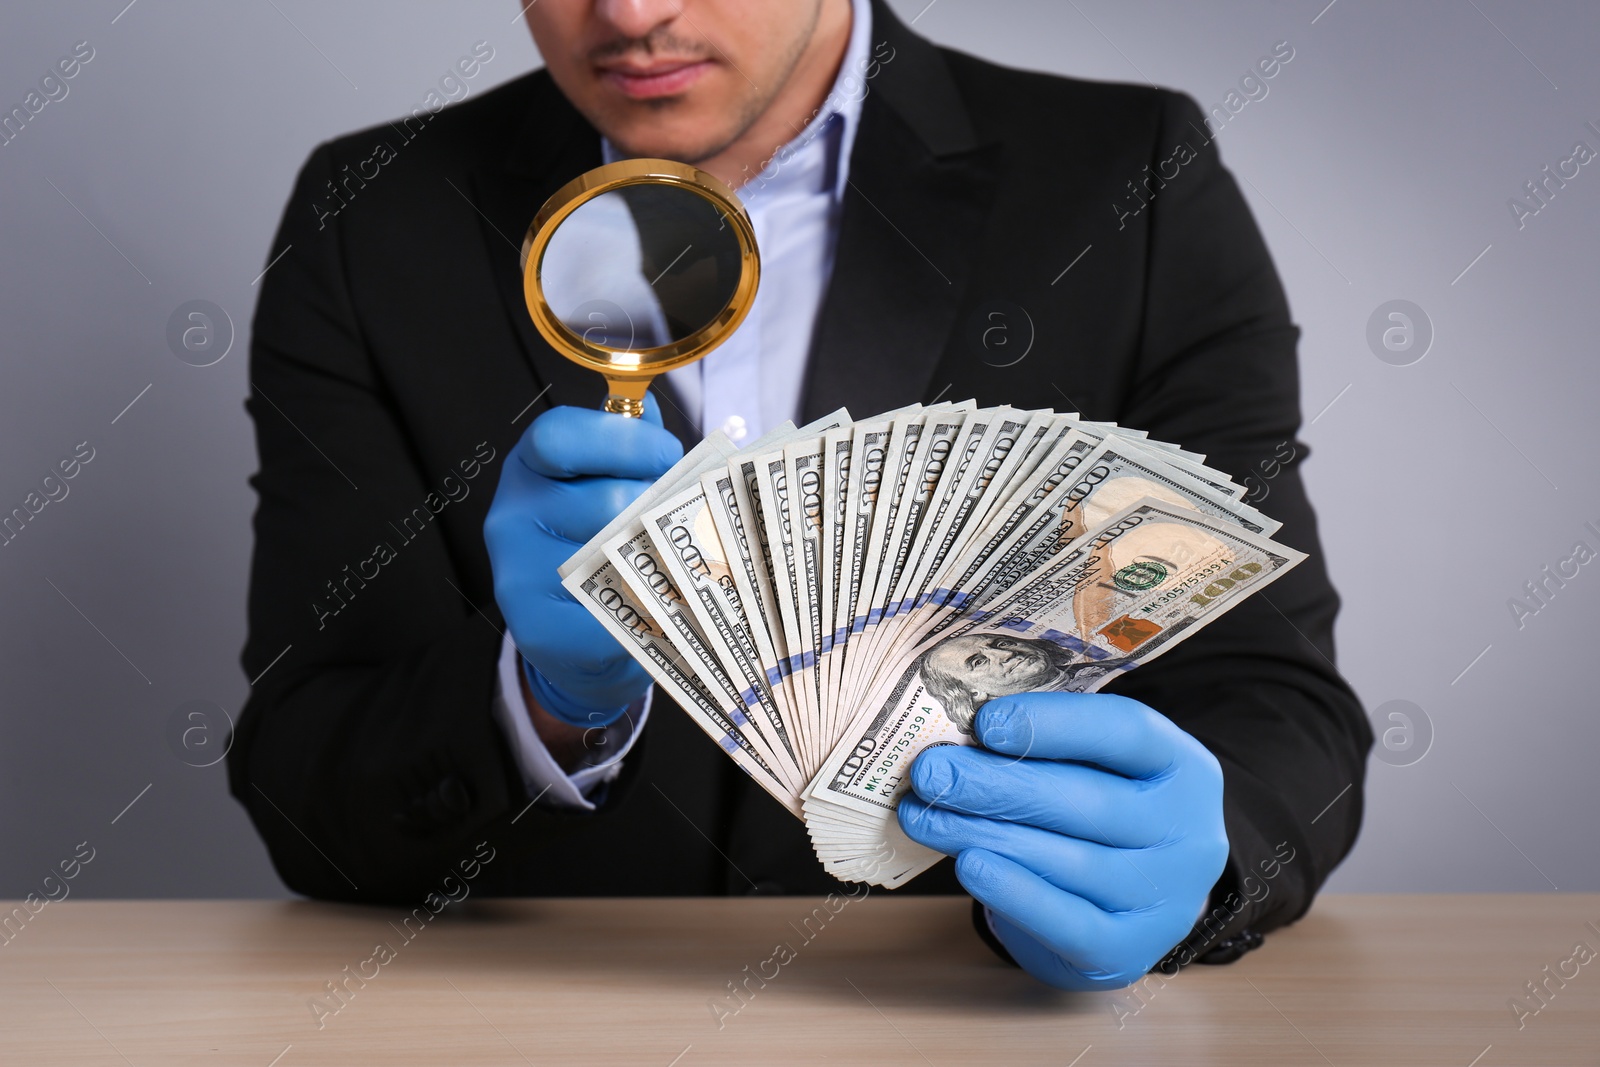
[520,158,760,380]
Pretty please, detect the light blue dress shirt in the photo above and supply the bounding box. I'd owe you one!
[655,0,872,444]
[494,0,875,806]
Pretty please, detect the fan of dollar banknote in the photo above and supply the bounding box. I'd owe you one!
[560,401,1303,888]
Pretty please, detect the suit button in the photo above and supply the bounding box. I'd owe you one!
[393,775,474,836]
[437,775,471,815]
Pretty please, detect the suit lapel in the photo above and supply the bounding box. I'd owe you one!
[798,0,1003,422]
[469,78,698,444]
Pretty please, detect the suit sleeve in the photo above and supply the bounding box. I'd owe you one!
[227,144,633,902]
[1103,91,1372,953]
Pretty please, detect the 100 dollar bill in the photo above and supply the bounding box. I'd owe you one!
[806,499,1306,817]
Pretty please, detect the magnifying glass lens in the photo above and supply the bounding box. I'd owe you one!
[522,161,759,417]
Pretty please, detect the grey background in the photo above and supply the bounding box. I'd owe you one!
[1,0,1595,899]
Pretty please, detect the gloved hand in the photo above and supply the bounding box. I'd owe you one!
[897,692,1229,990]
[483,398,682,728]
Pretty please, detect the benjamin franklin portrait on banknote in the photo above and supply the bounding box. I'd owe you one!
[916,633,1127,734]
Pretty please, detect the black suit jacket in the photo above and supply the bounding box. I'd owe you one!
[230,0,1371,955]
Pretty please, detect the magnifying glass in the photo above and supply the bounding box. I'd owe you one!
[520,159,760,417]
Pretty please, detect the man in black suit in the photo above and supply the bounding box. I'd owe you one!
[230,0,1370,990]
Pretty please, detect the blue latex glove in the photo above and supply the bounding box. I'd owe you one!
[897,692,1229,990]
[483,398,682,728]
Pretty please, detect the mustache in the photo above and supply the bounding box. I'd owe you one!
[588,26,714,65]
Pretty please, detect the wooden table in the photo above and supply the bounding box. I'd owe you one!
[1,895,1596,1065]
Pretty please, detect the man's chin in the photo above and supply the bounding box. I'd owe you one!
[594,110,741,167]
[592,85,766,167]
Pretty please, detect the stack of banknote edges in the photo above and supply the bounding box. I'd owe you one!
[560,401,1301,888]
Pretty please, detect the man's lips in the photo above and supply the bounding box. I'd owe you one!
[597,59,713,100]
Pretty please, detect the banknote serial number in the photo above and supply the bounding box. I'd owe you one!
[864,713,926,794]
[1147,559,1228,608]
[1149,558,1266,610]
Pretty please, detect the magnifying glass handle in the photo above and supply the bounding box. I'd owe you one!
[603,396,645,417]
[601,375,650,418]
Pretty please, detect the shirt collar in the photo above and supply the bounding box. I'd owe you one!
[601,0,873,205]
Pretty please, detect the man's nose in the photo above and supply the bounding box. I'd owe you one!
[593,0,682,41]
